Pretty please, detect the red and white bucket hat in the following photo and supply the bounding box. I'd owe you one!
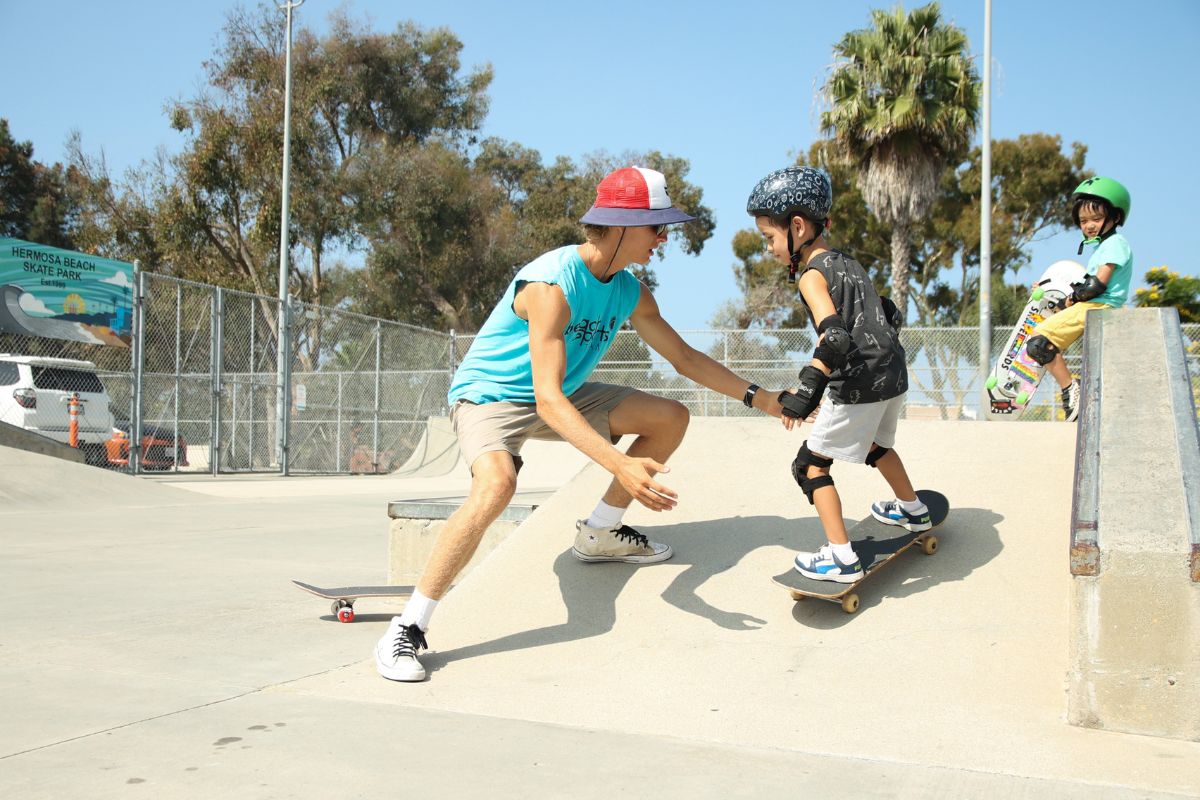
[579,166,696,227]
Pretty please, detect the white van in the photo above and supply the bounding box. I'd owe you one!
[0,354,116,464]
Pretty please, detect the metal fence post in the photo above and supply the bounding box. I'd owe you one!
[335,371,343,472]
[131,267,146,475]
[248,298,255,471]
[722,331,729,416]
[211,287,224,476]
[280,297,292,475]
[173,280,182,473]
[373,321,381,474]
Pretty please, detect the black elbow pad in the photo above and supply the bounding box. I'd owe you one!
[813,314,851,370]
[879,296,902,330]
[1070,274,1107,303]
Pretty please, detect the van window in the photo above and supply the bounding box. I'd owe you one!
[0,362,18,386]
[31,367,105,393]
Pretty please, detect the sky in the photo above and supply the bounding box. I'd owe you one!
[4,0,1198,331]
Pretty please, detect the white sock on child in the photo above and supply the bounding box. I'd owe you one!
[398,589,438,631]
[830,541,857,563]
[586,500,626,531]
[897,496,926,514]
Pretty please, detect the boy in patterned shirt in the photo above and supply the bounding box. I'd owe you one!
[747,166,932,582]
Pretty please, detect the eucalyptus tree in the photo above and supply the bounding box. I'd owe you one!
[821,2,980,318]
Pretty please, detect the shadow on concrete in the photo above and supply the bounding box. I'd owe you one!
[787,506,1005,629]
[423,514,830,672]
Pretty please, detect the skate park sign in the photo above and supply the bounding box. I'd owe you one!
[0,237,135,348]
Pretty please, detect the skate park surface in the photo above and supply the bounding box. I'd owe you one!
[1,417,1197,798]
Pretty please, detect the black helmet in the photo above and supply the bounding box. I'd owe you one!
[746,166,832,222]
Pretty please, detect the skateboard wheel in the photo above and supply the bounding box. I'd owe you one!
[1032,287,1044,301]
[985,376,997,390]
[840,594,860,614]
[337,606,355,623]
[1016,391,1029,406]
[922,535,938,555]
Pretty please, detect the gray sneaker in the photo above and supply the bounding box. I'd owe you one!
[572,521,673,563]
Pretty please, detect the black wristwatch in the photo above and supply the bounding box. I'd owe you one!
[743,384,760,409]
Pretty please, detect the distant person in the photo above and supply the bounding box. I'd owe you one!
[375,166,788,681]
[1024,177,1134,421]
[746,166,932,582]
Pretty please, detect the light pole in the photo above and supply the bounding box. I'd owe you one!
[978,0,993,419]
[276,0,305,474]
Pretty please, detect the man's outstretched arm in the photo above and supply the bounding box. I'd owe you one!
[628,285,784,418]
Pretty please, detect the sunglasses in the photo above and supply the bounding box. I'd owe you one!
[648,224,668,237]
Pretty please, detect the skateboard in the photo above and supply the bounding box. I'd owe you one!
[292,580,414,623]
[985,259,1086,416]
[771,489,949,614]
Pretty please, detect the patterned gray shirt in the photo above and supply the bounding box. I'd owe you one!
[802,250,907,405]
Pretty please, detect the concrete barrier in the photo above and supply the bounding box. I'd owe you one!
[0,421,85,464]
[386,497,544,585]
[1068,307,1200,741]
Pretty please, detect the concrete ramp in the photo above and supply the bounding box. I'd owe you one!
[279,417,1200,794]
[1068,307,1200,740]
[0,443,206,511]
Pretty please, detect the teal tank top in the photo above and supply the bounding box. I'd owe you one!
[448,246,642,404]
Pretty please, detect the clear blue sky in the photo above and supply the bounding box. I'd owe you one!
[4,0,1197,330]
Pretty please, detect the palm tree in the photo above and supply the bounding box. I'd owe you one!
[821,2,980,318]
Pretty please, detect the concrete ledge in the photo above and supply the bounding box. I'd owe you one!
[0,421,85,463]
[1068,307,1200,741]
[386,497,542,585]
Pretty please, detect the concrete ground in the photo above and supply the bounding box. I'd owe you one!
[1,419,1197,798]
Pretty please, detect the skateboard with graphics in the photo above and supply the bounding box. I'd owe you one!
[772,490,949,614]
[985,260,1086,416]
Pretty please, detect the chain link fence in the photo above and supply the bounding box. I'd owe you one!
[3,272,1197,475]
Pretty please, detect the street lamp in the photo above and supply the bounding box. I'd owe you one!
[276,0,305,474]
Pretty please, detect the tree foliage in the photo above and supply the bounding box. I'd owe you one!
[21,4,714,337]
[1135,267,1200,323]
[821,2,980,318]
[723,133,1091,329]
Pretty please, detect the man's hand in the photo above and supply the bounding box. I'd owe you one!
[615,455,678,512]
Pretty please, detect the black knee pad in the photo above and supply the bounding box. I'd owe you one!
[791,441,835,505]
[1026,335,1060,366]
[865,445,890,468]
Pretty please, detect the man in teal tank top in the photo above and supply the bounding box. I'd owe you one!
[375,166,788,682]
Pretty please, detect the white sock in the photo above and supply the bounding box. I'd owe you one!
[586,500,626,531]
[897,496,925,513]
[398,589,437,631]
[830,541,857,563]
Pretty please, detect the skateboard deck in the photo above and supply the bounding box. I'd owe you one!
[986,259,1085,416]
[771,490,949,614]
[293,580,414,623]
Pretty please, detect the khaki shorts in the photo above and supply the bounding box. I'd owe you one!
[450,382,638,471]
[1032,301,1108,350]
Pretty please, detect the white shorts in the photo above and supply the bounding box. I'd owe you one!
[806,394,905,464]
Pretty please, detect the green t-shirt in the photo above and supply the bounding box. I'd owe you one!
[1087,233,1133,307]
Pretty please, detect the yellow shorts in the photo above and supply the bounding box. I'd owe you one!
[1031,301,1108,350]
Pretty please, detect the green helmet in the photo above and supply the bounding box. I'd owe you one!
[1071,176,1131,226]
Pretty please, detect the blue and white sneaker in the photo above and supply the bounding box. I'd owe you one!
[793,544,864,583]
[871,499,932,532]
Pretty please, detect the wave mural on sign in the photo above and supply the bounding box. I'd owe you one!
[0,238,135,348]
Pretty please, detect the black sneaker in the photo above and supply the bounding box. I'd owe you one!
[1062,379,1081,422]
[374,617,428,681]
